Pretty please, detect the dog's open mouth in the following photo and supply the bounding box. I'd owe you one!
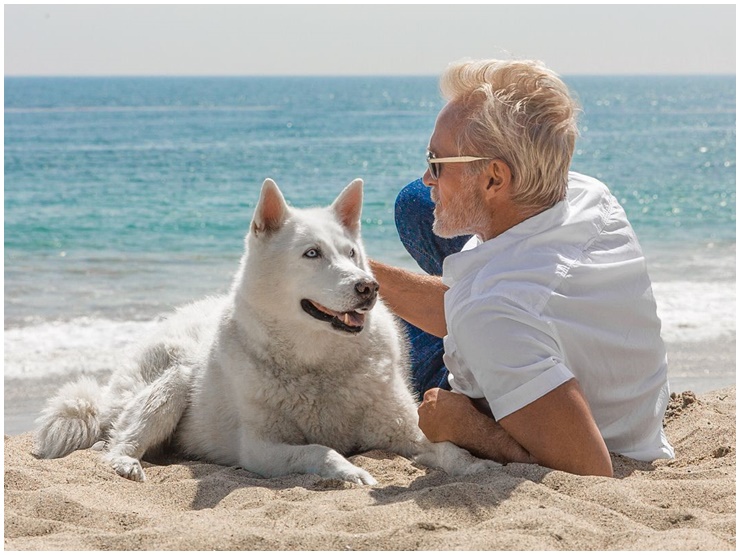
[301,299,366,334]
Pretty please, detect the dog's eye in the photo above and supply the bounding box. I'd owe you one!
[349,248,356,258]
[303,248,321,259]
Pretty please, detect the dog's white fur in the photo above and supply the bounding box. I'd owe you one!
[34,178,498,484]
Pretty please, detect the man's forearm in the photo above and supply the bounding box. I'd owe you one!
[457,407,535,464]
[369,260,448,338]
[418,389,535,464]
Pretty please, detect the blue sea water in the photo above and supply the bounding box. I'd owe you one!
[4,75,736,389]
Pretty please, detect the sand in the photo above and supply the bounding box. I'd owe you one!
[3,386,735,551]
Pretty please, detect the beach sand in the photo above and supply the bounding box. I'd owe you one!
[3,384,735,551]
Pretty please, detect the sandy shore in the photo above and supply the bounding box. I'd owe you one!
[3,385,735,550]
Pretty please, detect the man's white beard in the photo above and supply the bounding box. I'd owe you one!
[431,180,490,239]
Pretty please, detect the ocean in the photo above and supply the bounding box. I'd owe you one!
[4,75,736,398]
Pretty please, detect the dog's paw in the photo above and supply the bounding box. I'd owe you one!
[414,440,501,477]
[465,458,502,475]
[318,450,378,485]
[337,466,378,486]
[108,455,146,482]
[325,457,377,485]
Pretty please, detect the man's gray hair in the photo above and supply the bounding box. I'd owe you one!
[440,59,580,213]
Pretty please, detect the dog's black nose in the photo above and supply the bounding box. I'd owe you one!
[355,279,379,299]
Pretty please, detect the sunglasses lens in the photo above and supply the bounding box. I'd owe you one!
[428,161,440,179]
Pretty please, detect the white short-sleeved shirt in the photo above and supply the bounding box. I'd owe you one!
[442,172,674,461]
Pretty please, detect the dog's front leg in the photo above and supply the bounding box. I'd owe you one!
[411,437,501,477]
[239,435,377,485]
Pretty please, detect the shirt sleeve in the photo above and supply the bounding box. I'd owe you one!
[449,296,575,420]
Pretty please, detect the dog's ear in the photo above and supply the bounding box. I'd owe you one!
[251,178,288,236]
[331,178,363,236]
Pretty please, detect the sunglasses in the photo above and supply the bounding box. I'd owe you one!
[426,150,490,180]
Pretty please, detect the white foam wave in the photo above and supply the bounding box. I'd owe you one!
[652,280,735,343]
[4,318,160,380]
[3,280,734,380]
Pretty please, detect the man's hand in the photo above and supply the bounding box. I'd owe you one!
[417,387,472,443]
[417,388,535,464]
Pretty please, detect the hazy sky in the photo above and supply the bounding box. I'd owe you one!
[4,4,736,76]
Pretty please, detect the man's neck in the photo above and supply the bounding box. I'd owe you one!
[480,202,546,242]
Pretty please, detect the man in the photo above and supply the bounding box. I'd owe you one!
[370,59,674,477]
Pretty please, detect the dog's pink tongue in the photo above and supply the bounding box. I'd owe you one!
[311,300,366,328]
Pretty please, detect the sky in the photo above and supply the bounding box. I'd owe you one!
[3,4,737,77]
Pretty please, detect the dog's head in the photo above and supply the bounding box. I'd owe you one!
[241,178,378,336]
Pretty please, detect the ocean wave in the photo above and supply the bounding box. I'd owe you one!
[4,318,160,380]
[652,280,735,344]
[3,279,734,380]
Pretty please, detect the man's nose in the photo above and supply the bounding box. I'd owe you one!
[422,167,435,188]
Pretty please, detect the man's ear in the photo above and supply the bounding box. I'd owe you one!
[251,178,288,236]
[331,178,363,236]
[484,159,513,198]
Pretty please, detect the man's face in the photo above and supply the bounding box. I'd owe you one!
[424,103,490,239]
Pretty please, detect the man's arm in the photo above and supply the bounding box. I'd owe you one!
[418,380,613,477]
[418,388,536,464]
[498,378,613,476]
[369,260,448,338]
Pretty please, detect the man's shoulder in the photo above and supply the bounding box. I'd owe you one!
[567,171,610,193]
[446,269,555,328]
[565,172,614,216]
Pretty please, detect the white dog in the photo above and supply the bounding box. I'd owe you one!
[34,178,498,485]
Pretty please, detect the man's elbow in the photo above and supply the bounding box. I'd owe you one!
[569,454,613,478]
[540,450,613,478]
[586,459,614,478]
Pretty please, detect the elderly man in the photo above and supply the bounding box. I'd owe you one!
[370,59,674,477]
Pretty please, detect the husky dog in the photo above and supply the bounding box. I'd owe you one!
[34,179,498,485]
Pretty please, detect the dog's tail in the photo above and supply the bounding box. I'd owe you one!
[33,376,105,459]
